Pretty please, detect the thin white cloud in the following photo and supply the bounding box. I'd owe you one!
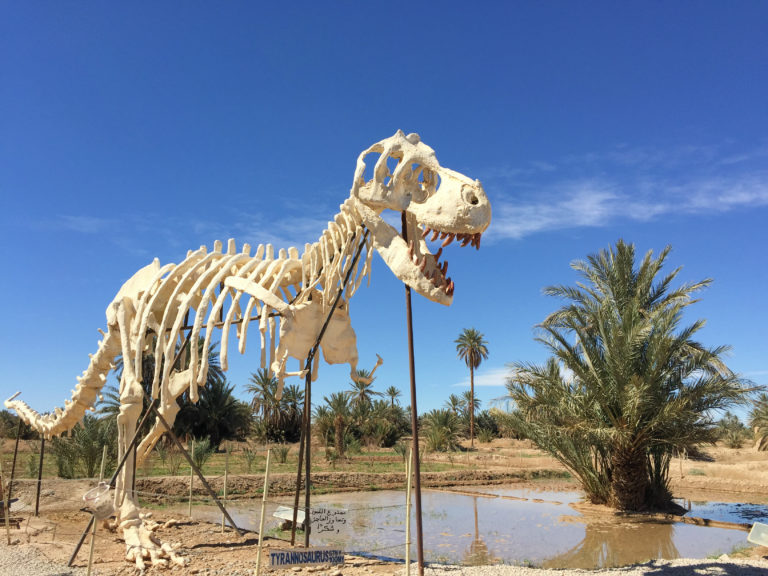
[485,141,768,241]
[56,215,115,234]
[452,366,509,388]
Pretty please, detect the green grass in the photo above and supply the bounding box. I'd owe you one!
[3,440,477,481]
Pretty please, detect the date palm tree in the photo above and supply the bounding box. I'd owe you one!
[385,386,402,408]
[505,240,750,511]
[749,393,768,450]
[325,392,352,457]
[349,369,381,411]
[444,393,467,416]
[455,328,489,448]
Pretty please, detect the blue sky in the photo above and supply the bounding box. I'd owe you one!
[2,2,766,421]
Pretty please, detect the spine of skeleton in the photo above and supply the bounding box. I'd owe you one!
[301,198,366,303]
[4,327,122,439]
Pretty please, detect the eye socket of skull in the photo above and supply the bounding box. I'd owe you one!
[461,183,480,206]
[400,164,439,204]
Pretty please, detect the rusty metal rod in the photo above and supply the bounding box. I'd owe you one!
[148,402,242,537]
[402,211,425,576]
[69,398,159,567]
[289,228,370,547]
[34,437,45,517]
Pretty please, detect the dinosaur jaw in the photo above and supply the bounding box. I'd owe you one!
[355,200,485,306]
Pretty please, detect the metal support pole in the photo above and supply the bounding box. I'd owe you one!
[7,419,22,505]
[402,211,425,576]
[148,404,242,537]
[289,229,370,547]
[35,438,45,517]
[290,414,306,545]
[69,398,159,566]
[303,370,312,548]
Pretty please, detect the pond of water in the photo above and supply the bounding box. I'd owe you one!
[187,486,768,569]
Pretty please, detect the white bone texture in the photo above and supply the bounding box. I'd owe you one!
[4,131,491,569]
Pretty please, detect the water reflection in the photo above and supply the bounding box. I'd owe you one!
[184,486,759,569]
[462,496,498,566]
[543,518,680,569]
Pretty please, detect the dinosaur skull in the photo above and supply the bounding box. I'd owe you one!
[353,131,491,305]
[352,129,441,212]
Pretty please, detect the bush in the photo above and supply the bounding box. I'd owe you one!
[190,437,215,472]
[156,441,184,476]
[49,415,117,479]
[477,428,495,444]
[272,444,290,464]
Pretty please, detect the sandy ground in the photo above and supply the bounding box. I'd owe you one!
[2,439,768,575]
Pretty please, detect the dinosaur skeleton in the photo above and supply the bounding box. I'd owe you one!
[5,130,491,569]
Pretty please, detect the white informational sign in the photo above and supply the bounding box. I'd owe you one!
[269,548,344,568]
[748,522,768,547]
[311,507,348,534]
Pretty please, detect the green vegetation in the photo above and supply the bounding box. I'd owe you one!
[717,412,750,449]
[49,414,117,478]
[749,393,768,451]
[503,240,750,511]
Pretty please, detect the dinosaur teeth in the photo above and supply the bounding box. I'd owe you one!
[421,226,430,239]
[434,247,443,261]
[430,229,440,242]
[441,233,455,247]
[460,234,471,247]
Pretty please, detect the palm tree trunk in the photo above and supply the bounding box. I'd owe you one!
[610,439,649,511]
[469,366,475,449]
[334,417,345,458]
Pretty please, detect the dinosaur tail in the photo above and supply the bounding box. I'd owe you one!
[4,327,122,439]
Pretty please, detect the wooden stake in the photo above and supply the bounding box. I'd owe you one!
[1,461,12,545]
[86,446,108,576]
[221,445,229,532]
[255,449,272,576]
[405,448,413,576]
[188,439,195,518]
[7,419,22,505]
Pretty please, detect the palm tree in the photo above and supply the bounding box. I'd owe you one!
[279,383,305,442]
[505,240,750,511]
[349,370,381,412]
[422,409,461,452]
[246,368,279,418]
[455,328,489,448]
[443,393,467,416]
[385,386,402,408]
[461,390,481,414]
[174,374,251,448]
[749,393,768,450]
[324,392,352,457]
